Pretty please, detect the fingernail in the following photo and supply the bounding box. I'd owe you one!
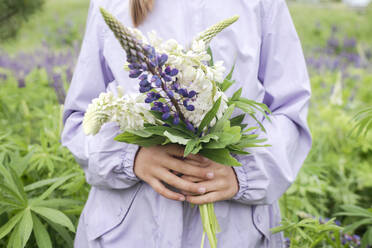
[198,187,206,194]
[179,195,185,201]
[206,172,214,179]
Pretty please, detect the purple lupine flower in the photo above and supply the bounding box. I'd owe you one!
[170,68,179,76]
[164,66,172,75]
[139,79,150,87]
[327,37,340,50]
[162,112,171,120]
[188,90,197,98]
[173,114,180,125]
[129,69,143,78]
[161,72,172,82]
[157,54,168,67]
[129,63,142,70]
[166,90,174,98]
[179,88,189,97]
[284,237,290,248]
[343,37,357,49]
[185,121,195,132]
[186,105,195,111]
[139,85,152,93]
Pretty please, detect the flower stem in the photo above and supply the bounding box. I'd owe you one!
[199,203,218,248]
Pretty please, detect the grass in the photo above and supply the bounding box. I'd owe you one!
[1,1,371,54]
[289,2,372,50]
[0,0,89,54]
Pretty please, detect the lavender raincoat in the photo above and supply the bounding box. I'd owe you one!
[61,0,312,247]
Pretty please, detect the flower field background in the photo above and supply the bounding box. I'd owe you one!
[0,0,371,247]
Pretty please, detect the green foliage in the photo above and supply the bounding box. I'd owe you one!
[0,0,372,246]
[0,0,45,41]
[352,107,372,136]
[271,217,343,248]
[0,70,88,247]
[336,205,372,247]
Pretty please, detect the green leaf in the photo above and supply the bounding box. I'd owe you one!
[0,165,26,204]
[24,177,62,192]
[0,211,24,240]
[0,183,24,205]
[344,219,372,233]
[31,206,75,233]
[144,126,192,138]
[43,219,73,247]
[230,114,245,126]
[184,139,198,157]
[199,148,241,166]
[32,199,83,209]
[18,208,33,247]
[211,104,235,133]
[115,132,165,147]
[32,213,52,248]
[163,131,190,145]
[227,145,250,155]
[127,129,153,138]
[225,63,235,81]
[7,221,21,248]
[219,79,235,92]
[150,111,196,137]
[198,97,222,135]
[230,88,242,101]
[205,127,241,149]
[361,227,372,248]
[342,205,372,216]
[31,174,75,206]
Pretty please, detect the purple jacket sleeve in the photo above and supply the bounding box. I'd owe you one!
[61,0,140,190]
[232,0,312,205]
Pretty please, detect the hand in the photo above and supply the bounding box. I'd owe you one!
[134,144,215,202]
[181,158,239,205]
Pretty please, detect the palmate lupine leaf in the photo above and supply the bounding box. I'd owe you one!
[18,209,33,247]
[32,213,52,248]
[0,211,24,240]
[99,8,146,62]
[31,207,75,233]
[352,106,372,136]
[194,15,239,46]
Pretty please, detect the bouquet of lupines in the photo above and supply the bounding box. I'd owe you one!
[83,8,270,248]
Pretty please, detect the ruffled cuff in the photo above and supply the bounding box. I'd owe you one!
[232,165,246,201]
[231,154,269,204]
[113,143,140,181]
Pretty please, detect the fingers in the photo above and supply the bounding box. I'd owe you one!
[164,157,214,180]
[181,175,204,183]
[156,168,207,195]
[164,144,185,158]
[183,158,210,168]
[186,191,228,205]
[148,179,186,202]
[185,154,210,165]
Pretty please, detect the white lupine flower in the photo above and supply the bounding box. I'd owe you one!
[128,27,148,43]
[213,61,226,82]
[148,31,163,48]
[113,93,155,131]
[83,88,155,135]
[191,40,206,54]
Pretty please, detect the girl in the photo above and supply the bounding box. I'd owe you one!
[62,0,312,247]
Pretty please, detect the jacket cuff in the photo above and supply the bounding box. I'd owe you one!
[113,143,140,181]
[231,154,268,203]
